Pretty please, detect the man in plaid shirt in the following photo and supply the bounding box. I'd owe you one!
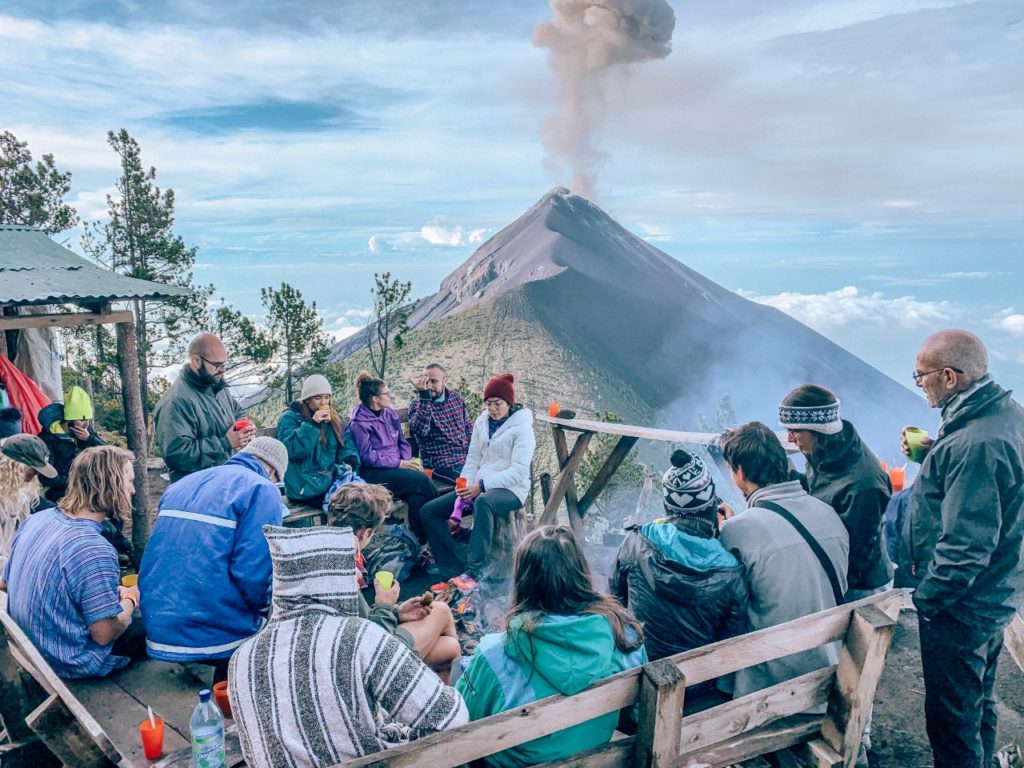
[407,364,473,484]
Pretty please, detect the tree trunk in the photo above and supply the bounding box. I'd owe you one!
[135,299,150,426]
[115,318,151,556]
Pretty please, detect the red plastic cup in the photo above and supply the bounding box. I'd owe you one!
[455,477,467,491]
[139,716,165,760]
[234,418,252,432]
[548,403,560,418]
[213,680,232,719]
[423,468,434,479]
[889,466,905,493]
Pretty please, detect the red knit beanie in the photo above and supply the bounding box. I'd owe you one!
[483,373,515,405]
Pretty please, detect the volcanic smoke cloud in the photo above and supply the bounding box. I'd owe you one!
[534,0,676,200]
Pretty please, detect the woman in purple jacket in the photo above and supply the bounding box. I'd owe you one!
[346,372,437,545]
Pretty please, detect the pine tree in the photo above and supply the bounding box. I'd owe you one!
[206,298,278,384]
[261,283,329,403]
[82,129,212,420]
[367,271,412,380]
[0,131,79,234]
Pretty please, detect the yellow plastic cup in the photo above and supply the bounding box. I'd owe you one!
[374,571,395,591]
[905,427,930,464]
[121,574,138,588]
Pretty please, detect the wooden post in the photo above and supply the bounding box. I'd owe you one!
[577,435,639,516]
[539,472,552,505]
[634,658,686,768]
[115,318,151,556]
[818,603,896,766]
[539,428,592,528]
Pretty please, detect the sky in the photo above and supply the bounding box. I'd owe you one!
[3,0,1023,400]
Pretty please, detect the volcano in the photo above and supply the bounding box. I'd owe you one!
[330,188,932,458]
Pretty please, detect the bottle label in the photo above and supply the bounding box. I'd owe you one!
[192,727,225,768]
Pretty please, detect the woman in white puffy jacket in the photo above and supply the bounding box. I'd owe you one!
[421,373,535,589]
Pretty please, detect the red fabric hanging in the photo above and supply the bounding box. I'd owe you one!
[0,354,51,435]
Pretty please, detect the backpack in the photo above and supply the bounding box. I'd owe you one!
[321,465,366,512]
[362,524,421,583]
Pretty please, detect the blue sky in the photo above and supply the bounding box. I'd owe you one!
[3,0,1022,399]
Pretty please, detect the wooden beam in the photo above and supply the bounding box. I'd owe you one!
[1005,613,1024,674]
[634,659,686,768]
[819,603,897,765]
[671,590,904,688]
[0,310,133,331]
[539,472,552,505]
[679,714,823,768]
[25,694,116,768]
[797,738,845,768]
[526,736,634,768]
[115,318,152,556]
[0,624,47,741]
[539,429,592,527]
[552,427,585,533]
[342,666,641,768]
[577,435,639,516]
[679,666,835,754]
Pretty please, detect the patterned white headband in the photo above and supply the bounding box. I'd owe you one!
[778,400,842,435]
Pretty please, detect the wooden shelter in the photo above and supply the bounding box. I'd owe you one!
[0,223,190,552]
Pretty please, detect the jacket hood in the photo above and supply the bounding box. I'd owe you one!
[63,386,93,421]
[505,613,618,696]
[263,524,360,620]
[636,522,741,604]
[349,403,391,423]
[939,377,1009,438]
[226,452,272,480]
[641,521,738,570]
[810,420,861,473]
[39,402,66,433]
[474,406,533,432]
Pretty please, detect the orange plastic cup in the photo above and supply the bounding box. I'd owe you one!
[455,477,467,491]
[879,460,888,473]
[889,466,906,493]
[121,573,138,588]
[139,716,165,759]
[213,680,232,719]
[548,403,560,418]
[423,468,434,479]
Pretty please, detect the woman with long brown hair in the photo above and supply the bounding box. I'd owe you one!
[1,445,142,678]
[455,525,647,767]
[277,374,360,506]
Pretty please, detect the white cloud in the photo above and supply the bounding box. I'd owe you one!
[419,223,489,247]
[322,307,372,343]
[989,309,1024,338]
[738,285,958,332]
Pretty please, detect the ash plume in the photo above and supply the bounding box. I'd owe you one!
[534,0,676,200]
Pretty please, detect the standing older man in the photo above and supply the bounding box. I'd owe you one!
[407,364,473,483]
[899,329,1024,768]
[154,332,255,482]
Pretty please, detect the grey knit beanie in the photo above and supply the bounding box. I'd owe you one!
[299,374,332,402]
[240,436,289,481]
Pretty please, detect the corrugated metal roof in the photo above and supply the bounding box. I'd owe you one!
[0,224,191,306]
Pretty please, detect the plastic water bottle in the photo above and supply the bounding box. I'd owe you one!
[189,689,225,768]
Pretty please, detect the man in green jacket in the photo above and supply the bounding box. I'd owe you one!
[153,333,255,483]
[899,329,1024,768]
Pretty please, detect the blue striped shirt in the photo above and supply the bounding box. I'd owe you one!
[3,509,127,678]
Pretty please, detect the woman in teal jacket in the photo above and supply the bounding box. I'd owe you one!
[455,525,647,767]
[277,375,360,506]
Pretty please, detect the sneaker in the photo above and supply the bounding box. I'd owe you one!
[451,573,478,592]
[419,549,441,576]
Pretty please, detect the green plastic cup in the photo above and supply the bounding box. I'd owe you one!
[374,571,395,590]
[905,427,930,464]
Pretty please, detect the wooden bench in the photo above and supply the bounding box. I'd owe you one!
[338,589,907,768]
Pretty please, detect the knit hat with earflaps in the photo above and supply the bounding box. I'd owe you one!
[300,375,332,402]
[63,386,94,421]
[240,436,289,481]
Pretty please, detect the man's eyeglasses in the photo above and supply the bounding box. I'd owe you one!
[198,355,227,372]
[912,366,963,384]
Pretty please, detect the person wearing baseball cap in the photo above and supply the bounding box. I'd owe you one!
[138,436,287,682]
[1,433,57,480]
[1,434,59,570]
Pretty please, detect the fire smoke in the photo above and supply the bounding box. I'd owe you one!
[534,0,676,200]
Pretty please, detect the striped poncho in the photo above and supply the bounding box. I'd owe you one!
[229,525,468,768]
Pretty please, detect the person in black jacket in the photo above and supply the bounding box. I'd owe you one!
[610,448,747,710]
[778,384,893,601]
[899,329,1024,768]
[37,387,106,503]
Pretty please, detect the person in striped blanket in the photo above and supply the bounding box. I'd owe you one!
[229,524,467,768]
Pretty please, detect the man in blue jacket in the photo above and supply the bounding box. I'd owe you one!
[139,437,288,683]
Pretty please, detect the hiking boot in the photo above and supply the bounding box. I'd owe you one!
[451,573,478,592]
[419,548,440,576]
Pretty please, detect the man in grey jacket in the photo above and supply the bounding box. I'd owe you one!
[718,421,849,703]
[153,333,255,482]
[899,329,1024,768]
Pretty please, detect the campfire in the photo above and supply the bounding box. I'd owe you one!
[432,579,509,655]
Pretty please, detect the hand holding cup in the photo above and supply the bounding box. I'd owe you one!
[374,571,400,606]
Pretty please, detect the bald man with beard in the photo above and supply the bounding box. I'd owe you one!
[899,329,1024,768]
[154,333,255,483]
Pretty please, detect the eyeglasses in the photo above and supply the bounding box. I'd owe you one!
[912,366,963,384]
[198,355,227,371]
